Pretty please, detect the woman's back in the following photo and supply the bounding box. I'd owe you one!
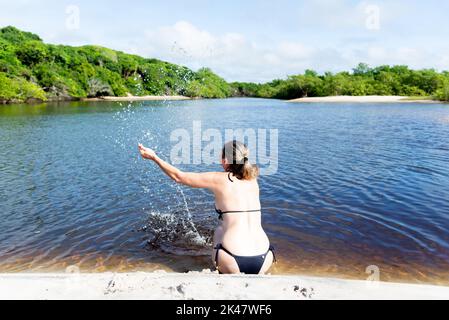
[138,140,275,274]
[213,173,270,256]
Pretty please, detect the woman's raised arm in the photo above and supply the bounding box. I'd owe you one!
[138,144,221,189]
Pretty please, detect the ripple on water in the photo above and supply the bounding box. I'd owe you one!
[0,100,448,285]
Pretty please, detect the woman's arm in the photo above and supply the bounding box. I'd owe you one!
[138,144,220,189]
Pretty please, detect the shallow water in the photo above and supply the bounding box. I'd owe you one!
[0,98,448,285]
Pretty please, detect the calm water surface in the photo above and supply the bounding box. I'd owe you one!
[0,98,448,285]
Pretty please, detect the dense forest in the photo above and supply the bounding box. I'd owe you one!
[1,26,448,103]
[0,26,231,103]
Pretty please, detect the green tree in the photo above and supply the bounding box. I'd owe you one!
[16,41,48,66]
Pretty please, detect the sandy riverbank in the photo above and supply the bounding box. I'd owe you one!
[1,272,448,300]
[289,95,439,103]
[82,95,191,102]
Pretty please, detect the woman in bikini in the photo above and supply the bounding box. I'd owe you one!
[138,140,275,275]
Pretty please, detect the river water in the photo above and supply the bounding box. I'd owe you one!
[0,98,448,285]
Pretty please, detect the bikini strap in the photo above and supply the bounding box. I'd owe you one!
[214,207,224,220]
[214,244,220,265]
[214,244,235,258]
[215,206,261,220]
[214,244,236,268]
[216,208,262,215]
[214,244,234,272]
[216,244,277,265]
[269,245,277,263]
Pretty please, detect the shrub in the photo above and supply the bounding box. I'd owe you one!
[0,72,47,102]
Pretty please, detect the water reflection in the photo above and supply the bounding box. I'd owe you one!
[0,99,448,285]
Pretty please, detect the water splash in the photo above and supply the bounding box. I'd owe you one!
[175,184,207,245]
[107,101,210,255]
[140,208,212,256]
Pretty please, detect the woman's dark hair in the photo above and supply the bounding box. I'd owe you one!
[222,140,259,180]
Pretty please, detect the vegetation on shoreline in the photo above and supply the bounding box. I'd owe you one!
[0,26,231,103]
[231,64,449,102]
[1,26,448,103]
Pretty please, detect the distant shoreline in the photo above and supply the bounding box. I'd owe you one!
[81,95,191,102]
[2,28,449,105]
[289,95,441,103]
[2,95,447,105]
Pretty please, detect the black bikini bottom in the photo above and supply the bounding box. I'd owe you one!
[214,244,276,275]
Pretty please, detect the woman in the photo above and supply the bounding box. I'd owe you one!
[138,140,275,275]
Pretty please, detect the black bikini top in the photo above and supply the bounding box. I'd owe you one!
[215,173,261,220]
[214,207,262,220]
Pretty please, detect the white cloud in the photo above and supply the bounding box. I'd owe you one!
[367,47,388,60]
[136,21,322,82]
[145,21,216,60]
[114,20,449,82]
[440,55,449,70]
[277,42,316,60]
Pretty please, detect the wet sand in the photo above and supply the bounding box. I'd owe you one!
[1,272,448,300]
[289,96,439,103]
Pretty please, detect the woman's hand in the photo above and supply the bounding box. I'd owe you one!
[138,143,157,161]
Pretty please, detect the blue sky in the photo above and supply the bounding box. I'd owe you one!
[1,0,449,82]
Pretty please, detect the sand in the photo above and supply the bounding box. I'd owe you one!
[289,96,439,103]
[1,272,448,300]
[81,95,441,103]
[82,95,191,102]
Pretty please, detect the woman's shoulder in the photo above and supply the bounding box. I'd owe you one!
[207,172,236,185]
[209,171,260,183]
[203,171,231,183]
[221,172,260,184]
